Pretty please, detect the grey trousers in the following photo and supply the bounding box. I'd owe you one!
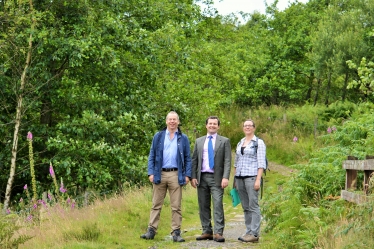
[197,173,225,234]
[236,177,261,236]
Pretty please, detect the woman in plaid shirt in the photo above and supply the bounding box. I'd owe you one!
[234,119,266,243]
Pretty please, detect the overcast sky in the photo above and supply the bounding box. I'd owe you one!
[197,0,309,15]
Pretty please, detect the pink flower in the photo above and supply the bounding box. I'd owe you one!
[60,183,67,193]
[6,209,10,214]
[293,136,298,142]
[48,193,53,200]
[327,127,332,133]
[38,199,47,207]
[27,215,33,221]
[27,131,33,140]
[49,163,55,177]
[19,198,23,203]
[67,197,71,204]
[332,126,337,131]
[24,184,28,190]
[71,201,76,209]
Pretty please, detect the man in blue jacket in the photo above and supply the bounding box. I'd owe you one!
[140,111,192,242]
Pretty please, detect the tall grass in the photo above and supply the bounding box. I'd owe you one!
[220,104,328,166]
[18,185,200,249]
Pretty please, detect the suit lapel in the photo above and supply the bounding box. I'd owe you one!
[199,136,207,157]
[214,135,222,156]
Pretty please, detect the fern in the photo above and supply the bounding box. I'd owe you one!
[0,214,33,249]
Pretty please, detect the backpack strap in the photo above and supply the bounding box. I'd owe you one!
[253,136,264,199]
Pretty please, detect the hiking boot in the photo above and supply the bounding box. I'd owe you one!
[196,233,213,240]
[140,227,156,240]
[238,234,259,243]
[213,233,225,242]
[171,229,185,242]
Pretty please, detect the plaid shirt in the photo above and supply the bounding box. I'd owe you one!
[234,135,266,177]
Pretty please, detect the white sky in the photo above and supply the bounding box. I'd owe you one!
[198,0,309,15]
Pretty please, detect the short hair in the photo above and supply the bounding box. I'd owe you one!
[243,119,255,128]
[206,116,220,126]
[166,111,180,121]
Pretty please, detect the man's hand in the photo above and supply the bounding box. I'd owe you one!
[191,178,198,188]
[185,176,190,185]
[148,175,154,183]
[221,178,229,189]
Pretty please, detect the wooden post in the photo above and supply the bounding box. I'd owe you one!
[346,169,357,190]
[345,156,358,190]
[84,191,89,207]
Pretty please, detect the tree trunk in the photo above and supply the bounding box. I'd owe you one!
[324,72,331,106]
[3,0,35,213]
[313,79,322,106]
[342,72,349,102]
[305,70,315,101]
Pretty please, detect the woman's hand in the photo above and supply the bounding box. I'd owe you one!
[254,178,261,191]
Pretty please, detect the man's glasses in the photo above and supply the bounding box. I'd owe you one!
[243,125,254,128]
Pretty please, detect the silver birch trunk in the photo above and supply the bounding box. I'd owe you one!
[3,0,35,213]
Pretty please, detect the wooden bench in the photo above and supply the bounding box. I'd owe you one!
[341,156,374,204]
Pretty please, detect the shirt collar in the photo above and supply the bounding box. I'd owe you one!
[166,130,177,135]
[207,133,217,139]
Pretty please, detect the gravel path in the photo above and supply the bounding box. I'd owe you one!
[178,161,293,249]
[181,217,256,249]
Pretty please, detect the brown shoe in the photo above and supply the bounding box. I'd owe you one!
[214,233,225,242]
[196,233,213,240]
[239,234,259,243]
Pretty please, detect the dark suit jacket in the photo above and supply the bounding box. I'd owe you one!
[191,134,231,186]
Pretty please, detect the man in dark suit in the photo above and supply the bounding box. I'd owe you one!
[191,116,231,243]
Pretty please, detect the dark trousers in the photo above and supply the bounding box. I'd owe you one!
[197,173,225,234]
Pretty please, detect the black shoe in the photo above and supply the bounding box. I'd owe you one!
[171,229,185,242]
[140,227,155,240]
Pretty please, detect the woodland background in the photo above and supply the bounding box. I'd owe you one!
[1,0,374,215]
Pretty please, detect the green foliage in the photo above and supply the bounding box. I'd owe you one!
[46,110,151,191]
[261,102,374,248]
[0,213,33,249]
[347,57,374,96]
[317,100,357,122]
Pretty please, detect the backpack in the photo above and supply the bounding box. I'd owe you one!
[253,137,268,173]
[253,137,269,199]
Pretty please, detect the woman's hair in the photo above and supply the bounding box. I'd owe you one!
[243,119,255,128]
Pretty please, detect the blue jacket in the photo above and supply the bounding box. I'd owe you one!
[148,128,192,185]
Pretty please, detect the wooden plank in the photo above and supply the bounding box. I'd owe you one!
[341,190,374,204]
[342,159,374,170]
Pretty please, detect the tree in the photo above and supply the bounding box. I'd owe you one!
[1,0,38,212]
[308,0,371,105]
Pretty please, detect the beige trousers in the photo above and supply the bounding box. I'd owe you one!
[148,171,182,231]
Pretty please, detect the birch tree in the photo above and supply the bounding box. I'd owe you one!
[2,0,36,212]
